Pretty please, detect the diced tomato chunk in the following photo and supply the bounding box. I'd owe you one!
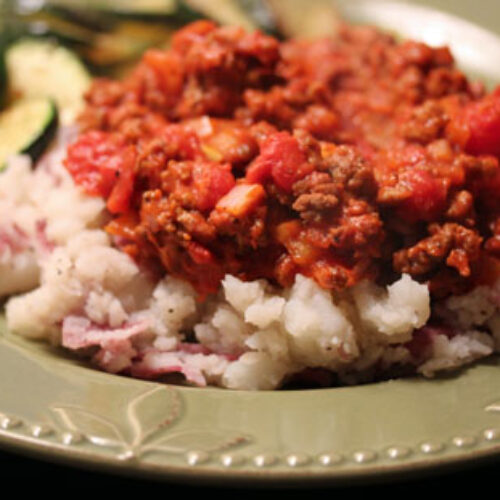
[65,131,119,196]
[398,169,448,221]
[106,146,137,214]
[447,87,500,157]
[246,131,313,192]
[160,124,201,160]
[141,50,184,105]
[245,156,272,185]
[187,241,214,265]
[192,162,236,212]
[65,131,136,213]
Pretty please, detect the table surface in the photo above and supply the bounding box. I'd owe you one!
[2,0,500,489]
[0,446,498,490]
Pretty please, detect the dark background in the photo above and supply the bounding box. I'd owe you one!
[0,447,497,490]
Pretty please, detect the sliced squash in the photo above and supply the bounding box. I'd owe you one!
[0,97,58,169]
[5,38,91,123]
[47,0,181,16]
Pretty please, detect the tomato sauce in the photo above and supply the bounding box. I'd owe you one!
[65,21,500,296]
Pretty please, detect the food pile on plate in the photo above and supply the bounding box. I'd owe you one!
[1,1,500,389]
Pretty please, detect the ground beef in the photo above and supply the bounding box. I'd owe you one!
[402,101,449,144]
[393,223,482,278]
[66,21,500,297]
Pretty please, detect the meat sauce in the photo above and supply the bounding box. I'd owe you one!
[65,21,500,297]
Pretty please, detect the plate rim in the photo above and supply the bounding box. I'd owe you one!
[1,416,499,486]
[2,0,500,486]
[1,328,500,485]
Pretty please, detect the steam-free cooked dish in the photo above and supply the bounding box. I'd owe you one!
[2,21,500,389]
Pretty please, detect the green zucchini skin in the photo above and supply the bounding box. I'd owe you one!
[23,101,59,165]
[48,0,200,22]
[181,0,258,31]
[0,48,6,108]
[0,30,14,108]
[5,38,90,124]
[0,98,58,170]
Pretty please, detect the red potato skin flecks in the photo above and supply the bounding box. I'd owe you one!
[65,21,500,297]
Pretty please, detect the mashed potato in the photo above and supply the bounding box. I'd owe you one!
[1,132,498,390]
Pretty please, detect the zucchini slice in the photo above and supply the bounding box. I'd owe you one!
[80,21,175,67]
[265,0,341,38]
[5,38,91,124]
[47,0,191,19]
[0,97,58,169]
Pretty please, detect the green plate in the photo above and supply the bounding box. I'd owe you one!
[1,0,500,486]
